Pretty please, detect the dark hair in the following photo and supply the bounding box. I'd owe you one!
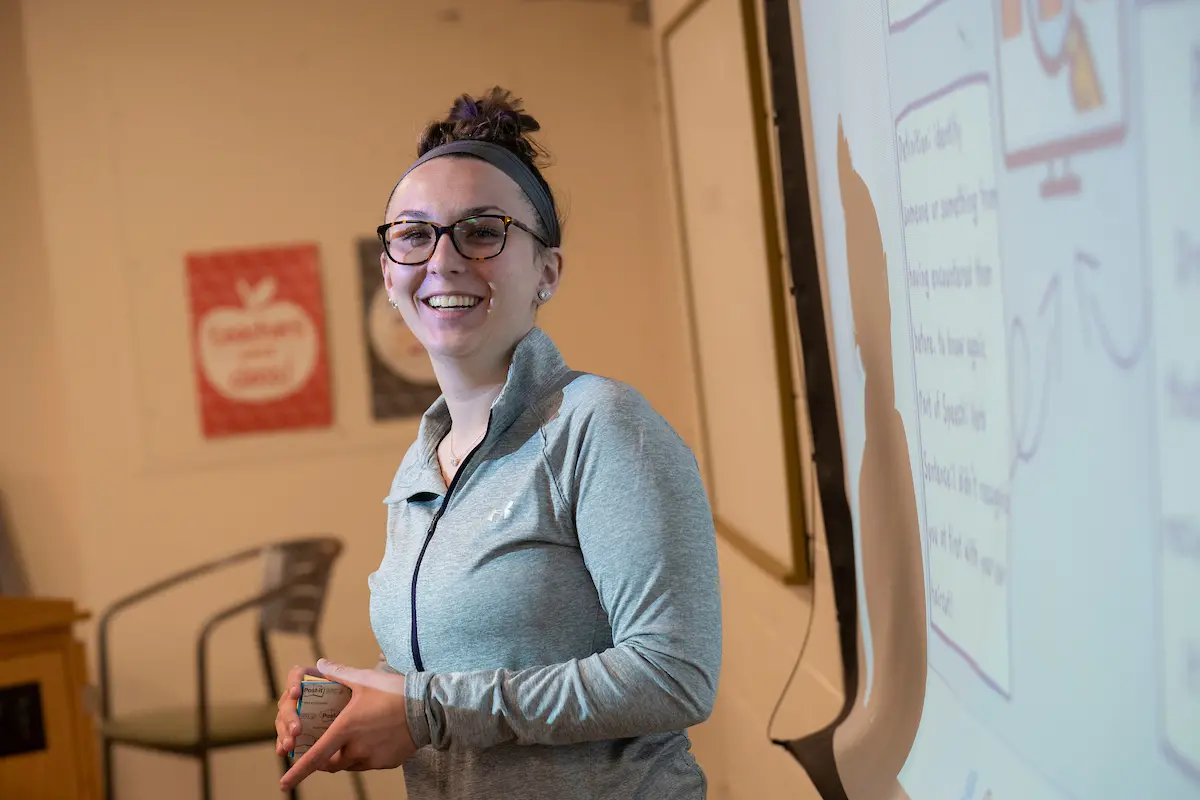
[416,87,564,246]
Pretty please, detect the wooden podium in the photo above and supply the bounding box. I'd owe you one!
[0,597,101,799]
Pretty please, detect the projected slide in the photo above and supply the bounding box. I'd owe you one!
[790,0,1200,797]
[896,74,1012,695]
[1142,0,1200,776]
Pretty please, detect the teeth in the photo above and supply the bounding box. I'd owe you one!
[426,294,480,309]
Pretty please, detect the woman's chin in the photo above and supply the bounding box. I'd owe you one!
[415,304,487,352]
[420,329,486,363]
[414,307,532,368]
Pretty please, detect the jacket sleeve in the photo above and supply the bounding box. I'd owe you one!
[403,386,723,750]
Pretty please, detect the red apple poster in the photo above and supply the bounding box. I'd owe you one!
[186,243,332,438]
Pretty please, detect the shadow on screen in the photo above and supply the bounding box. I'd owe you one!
[785,117,927,800]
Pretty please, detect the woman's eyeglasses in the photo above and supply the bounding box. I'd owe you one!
[376,214,548,266]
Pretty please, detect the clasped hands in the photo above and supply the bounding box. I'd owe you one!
[274,658,418,792]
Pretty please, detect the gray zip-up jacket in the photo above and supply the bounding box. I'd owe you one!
[368,327,722,799]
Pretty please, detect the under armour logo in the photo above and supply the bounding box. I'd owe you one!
[487,501,515,523]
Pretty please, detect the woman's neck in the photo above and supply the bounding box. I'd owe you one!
[430,348,513,437]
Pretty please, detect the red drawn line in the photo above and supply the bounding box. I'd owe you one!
[894,72,991,126]
[930,620,1013,699]
[888,0,954,33]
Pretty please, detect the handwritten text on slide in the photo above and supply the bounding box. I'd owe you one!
[898,74,1013,695]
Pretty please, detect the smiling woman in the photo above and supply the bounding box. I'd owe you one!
[273,87,723,800]
[378,92,563,387]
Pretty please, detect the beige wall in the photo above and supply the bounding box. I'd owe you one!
[0,0,80,601]
[2,0,842,796]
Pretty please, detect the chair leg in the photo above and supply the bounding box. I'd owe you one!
[350,771,369,800]
[103,739,115,800]
[200,752,212,800]
[279,753,298,800]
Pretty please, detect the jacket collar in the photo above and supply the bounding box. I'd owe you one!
[390,327,572,500]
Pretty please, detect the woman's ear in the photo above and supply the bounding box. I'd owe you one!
[537,248,563,301]
[380,252,394,293]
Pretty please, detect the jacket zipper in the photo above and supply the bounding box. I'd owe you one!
[409,419,490,672]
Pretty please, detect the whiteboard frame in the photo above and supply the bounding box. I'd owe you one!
[660,0,810,585]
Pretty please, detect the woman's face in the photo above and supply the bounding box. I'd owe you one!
[381,156,561,368]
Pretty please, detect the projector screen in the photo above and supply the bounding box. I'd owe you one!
[787,0,1200,797]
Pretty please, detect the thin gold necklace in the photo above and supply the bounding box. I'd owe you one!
[448,427,485,467]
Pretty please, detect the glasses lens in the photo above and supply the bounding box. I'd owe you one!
[386,222,436,264]
[452,217,507,259]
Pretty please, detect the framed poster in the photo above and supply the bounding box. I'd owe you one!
[661,0,810,584]
[356,237,442,420]
[185,243,333,438]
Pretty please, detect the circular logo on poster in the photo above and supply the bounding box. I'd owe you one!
[367,287,436,384]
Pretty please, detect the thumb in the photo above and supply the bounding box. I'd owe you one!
[316,658,366,686]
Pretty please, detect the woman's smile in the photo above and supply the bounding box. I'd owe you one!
[416,290,489,325]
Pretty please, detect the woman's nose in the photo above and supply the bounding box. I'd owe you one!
[426,232,465,275]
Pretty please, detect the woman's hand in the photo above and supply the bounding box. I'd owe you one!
[279,658,418,792]
[274,663,318,758]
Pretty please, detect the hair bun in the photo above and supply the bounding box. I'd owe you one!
[418,86,548,167]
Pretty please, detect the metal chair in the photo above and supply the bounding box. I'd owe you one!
[97,536,367,800]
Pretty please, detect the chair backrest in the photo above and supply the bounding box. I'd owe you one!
[259,537,343,636]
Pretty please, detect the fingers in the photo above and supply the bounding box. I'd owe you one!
[320,657,403,693]
[324,749,366,774]
[283,664,321,697]
[317,657,382,690]
[275,712,302,756]
[280,715,348,791]
[316,657,353,685]
[274,721,302,757]
[277,665,317,711]
[275,698,301,756]
[275,696,302,736]
[275,664,319,755]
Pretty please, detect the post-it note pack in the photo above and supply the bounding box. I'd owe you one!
[289,675,352,758]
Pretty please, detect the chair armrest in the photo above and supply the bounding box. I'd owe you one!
[97,544,266,719]
[194,572,322,749]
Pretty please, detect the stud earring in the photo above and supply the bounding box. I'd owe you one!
[537,290,551,302]
[389,296,400,311]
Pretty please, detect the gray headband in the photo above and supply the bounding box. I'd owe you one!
[393,140,561,247]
